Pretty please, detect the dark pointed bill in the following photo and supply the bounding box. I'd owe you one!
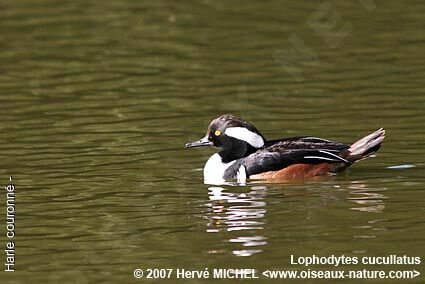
[185,136,213,148]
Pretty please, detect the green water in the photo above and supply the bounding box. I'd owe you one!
[0,0,424,283]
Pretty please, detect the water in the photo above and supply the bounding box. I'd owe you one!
[0,0,424,283]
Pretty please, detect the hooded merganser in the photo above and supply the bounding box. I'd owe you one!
[185,114,385,184]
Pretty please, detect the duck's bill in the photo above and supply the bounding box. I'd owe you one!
[185,136,213,148]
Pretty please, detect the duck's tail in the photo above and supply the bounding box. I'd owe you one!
[347,128,385,163]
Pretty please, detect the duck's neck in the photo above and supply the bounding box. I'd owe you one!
[218,140,259,163]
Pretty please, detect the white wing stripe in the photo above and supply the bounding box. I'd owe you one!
[318,150,348,163]
[304,156,340,162]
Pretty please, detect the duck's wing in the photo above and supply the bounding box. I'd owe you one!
[245,149,349,177]
[224,140,350,179]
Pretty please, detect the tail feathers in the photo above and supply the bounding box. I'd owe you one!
[348,128,385,162]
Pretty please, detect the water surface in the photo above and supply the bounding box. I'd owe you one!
[0,0,424,283]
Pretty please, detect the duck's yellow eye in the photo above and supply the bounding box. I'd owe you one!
[214,130,221,136]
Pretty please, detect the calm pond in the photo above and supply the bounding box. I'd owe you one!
[0,0,424,283]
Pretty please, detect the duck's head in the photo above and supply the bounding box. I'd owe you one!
[185,114,266,162]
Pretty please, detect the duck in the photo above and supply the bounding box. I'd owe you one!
[185,114,385,184]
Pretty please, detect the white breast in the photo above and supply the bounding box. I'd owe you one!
[203,153,236,184]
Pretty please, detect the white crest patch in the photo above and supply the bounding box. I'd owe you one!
[225,127,264,148]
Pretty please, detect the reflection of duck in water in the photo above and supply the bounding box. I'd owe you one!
[185,114,385,184]
[205,186,268,256]
[206,186,266,232]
